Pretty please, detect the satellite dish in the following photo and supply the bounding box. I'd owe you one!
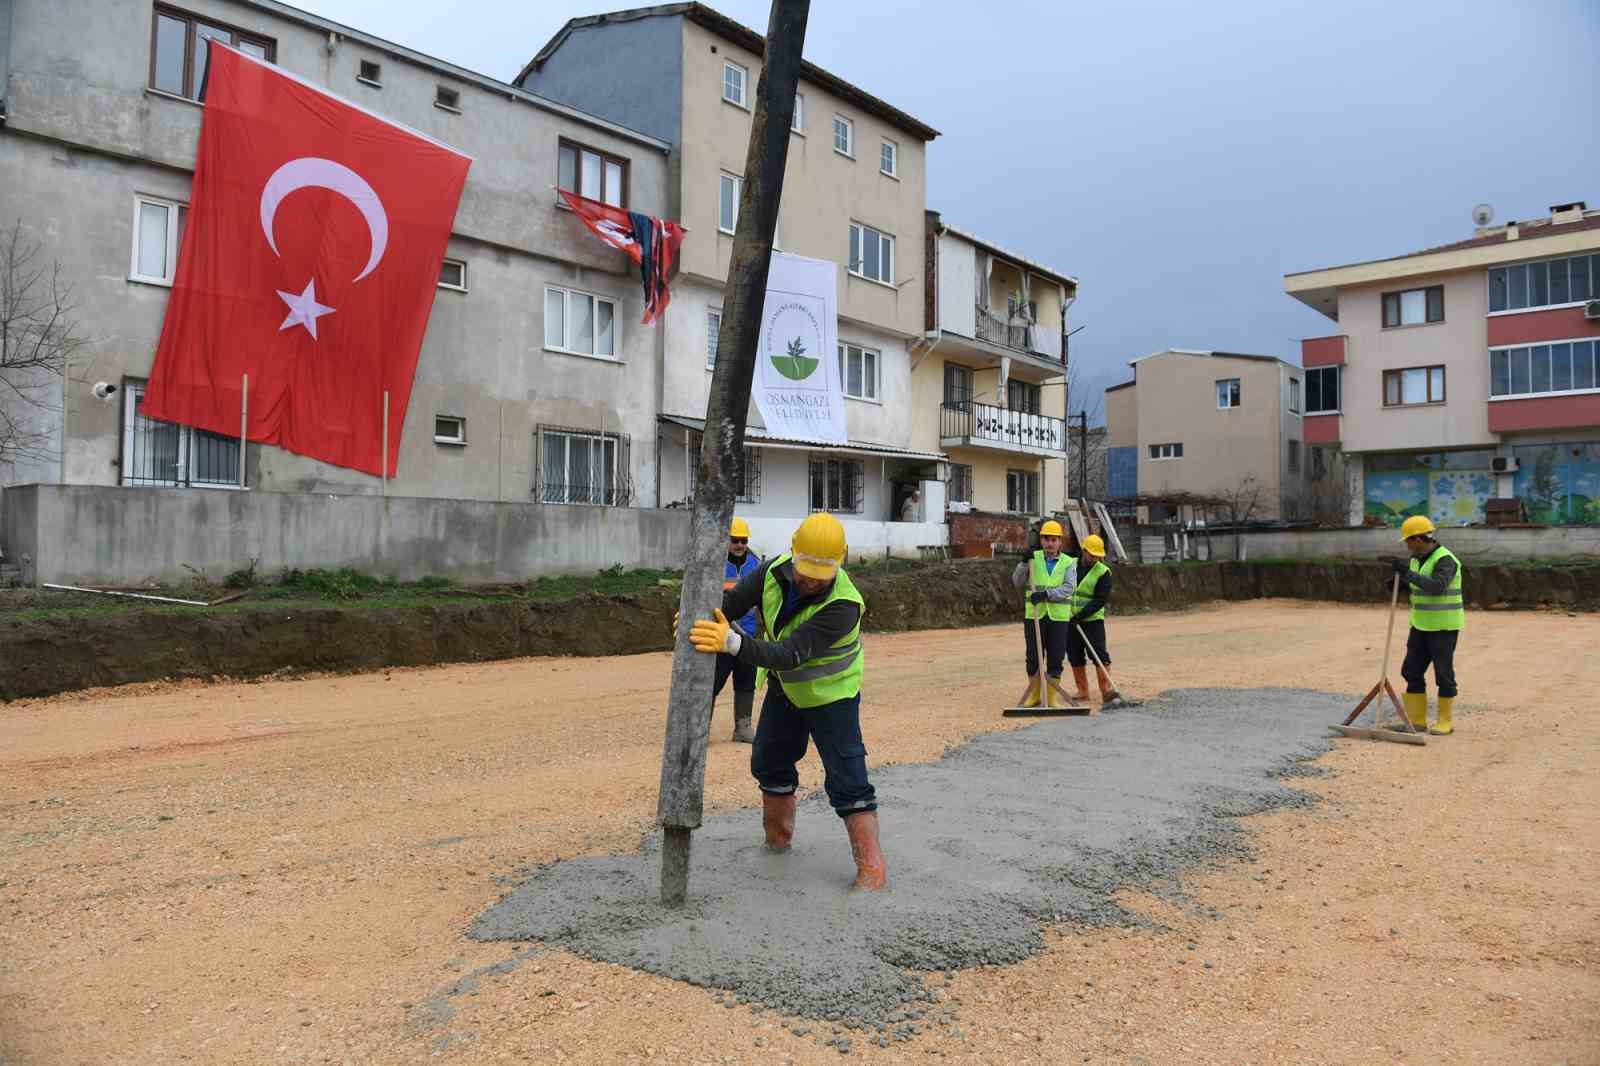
[1473,203,1495,227]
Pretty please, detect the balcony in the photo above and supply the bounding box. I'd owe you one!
[939,400,1066,457]
[974,306,1064,362]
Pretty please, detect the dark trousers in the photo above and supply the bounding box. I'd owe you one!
[1023,617,1069,678]
[1066,618,1110,668]
[713,651,757,697]
[750,685,876,817]
[1401,627,1458,698]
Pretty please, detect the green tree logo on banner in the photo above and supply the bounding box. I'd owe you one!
[770,335,818,381]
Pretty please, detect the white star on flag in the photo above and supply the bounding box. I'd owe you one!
[276,279,335,339]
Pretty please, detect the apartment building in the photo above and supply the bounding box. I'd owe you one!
[0,0,676,509]
[517,3,950,555]
[1285,201,1600,528]
[915,212,1077,522]
[1103,349,1312,521]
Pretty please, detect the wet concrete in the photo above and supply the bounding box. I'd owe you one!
[472,687,1348,1026]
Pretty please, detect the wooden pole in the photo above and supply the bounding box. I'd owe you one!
[656,0,810,907]
[381,390,389,497]
[238,373,248,488]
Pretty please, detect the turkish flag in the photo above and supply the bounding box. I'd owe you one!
[142,41,471,477]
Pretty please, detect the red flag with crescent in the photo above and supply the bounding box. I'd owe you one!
[142,41,471,476]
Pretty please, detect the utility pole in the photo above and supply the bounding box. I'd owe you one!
[1069,410,1088,504]
[656,0,810,907]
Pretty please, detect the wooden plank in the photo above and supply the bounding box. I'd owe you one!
[1329,724,1427,746]
[1093,502,1128,562]
[1063,507,1091,546]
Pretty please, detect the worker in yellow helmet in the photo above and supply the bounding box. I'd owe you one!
[686,512,885,890]
[1010,519,1077,707]
[711,517,762,743]
[1066,534,1119,705]
[1391,515,1463,735]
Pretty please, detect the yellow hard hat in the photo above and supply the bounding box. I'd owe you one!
[791,512,847,580]
[1039,520,1064,537]
[1081,534,1106,557]
[730,516,751,538]
[1399,515,1436,540]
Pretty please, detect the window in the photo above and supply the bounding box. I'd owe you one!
[1382,365,1446,406]
[1489,255,1597,313]
[1381,285,1444,327]
[943,363,972,404]
[150,7,274,101]
[537,426,629,505]
[1006,469,1038,514]
[706,309,722,369]
[848,222,894,284]
[833,115,854,157]
[130,195,188,285]
[438,258,467,291]
[791,93,805,133]
[1216,378,1240,408]
[357,59,381,86]
[434,416,466,445]
[544,286,618,358]
[809,456,863,513]
[737,446,762,503]
[1490,340,1597,398]
[558,140,628,208]
[1306,365,1340,413]
[434,85,461,112]
[120,381,242,487]
[719,173,742,234]
[1007,379,1041,414]
[1148,442,1183,460]
[948,463,972,504]
[722,61,747,107]
[1287,439,1300,475]
[1310,445,1329,482]
[837,343,879,400]
[880,139,898,177]
[1288,377,1301,414]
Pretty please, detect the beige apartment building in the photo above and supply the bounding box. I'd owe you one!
[1104,349,1312,522]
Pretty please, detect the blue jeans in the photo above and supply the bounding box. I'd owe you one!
[750,685,876,817]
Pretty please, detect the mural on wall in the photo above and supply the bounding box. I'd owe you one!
[1513,443,1600,525]
[1364,450,1496,528]
[1429,470,1494,526]
[1363,471,1428,527]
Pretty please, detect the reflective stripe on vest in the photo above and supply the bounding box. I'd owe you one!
[1071,561,1108,622]
[1409,545,1464,632]
[1026,551,1076,622]
[758,554,865,708]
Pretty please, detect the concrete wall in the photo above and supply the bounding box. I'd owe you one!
[1230,523,1600,561]
[742,515,947,567]
[1105,384,1137,448]
[514,14,684,147]
[5,483,694,586]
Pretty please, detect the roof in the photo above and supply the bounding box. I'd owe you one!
[932,218,1079,288]
[659,415,946,461]
[1286,213,1600,279]
[1127,348,1292,369]
[520,4,941,142]
[1104,380,1136,393]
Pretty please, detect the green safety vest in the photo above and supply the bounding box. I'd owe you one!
[1025,551,1077,622]
[757,554,865,709]
[1071,561,1109,622]
[1409,545,1464,632]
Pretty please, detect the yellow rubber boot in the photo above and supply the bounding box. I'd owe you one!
[1020,677,1041,708]
[1046,678,1067,708]
[1402,691,1428,731]
[1430,697,1454,736]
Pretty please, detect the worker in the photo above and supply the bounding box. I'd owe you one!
[1392,515,1463,735]
[1009,519,1077,707]
[1066,534,1119,704]
[685,512,886,890]
[712,517,762,743]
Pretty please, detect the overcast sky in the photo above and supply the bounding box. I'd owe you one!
[294,0,1600,414]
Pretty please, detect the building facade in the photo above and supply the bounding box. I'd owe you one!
[1285,202,1600,528]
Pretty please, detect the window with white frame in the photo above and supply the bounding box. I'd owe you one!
[1489,254,1597,313]
[1490,340,1598,398]
[434,415,466,444]
[791,92,805,132]
[719,172,742,234]
[706,308,722,369]
[438,258,466,291]
[130,195,188,285]
[722,61,747,107]
[537,426,630,505]
[1306,365,1340,413]
[1216,378,1240,408]
[1006,469,1038,514]
[837,343,879,400]
[833,114,854,157]
[848,222,894,284]
[1288,377,1301,414]
[120,380,242,487]
[809,455,863,513]
[948,462,972,504]
[1149,442,1183,460]
[544,286,617,358]
[879,139,898,177]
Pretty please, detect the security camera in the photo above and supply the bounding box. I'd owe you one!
[92,381,118,401]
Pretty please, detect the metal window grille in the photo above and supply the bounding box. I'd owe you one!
[948,462,972,503]
[535,424,632,506]
[687,436,761,504]
[808,455,863,514]
[120,383,241,487]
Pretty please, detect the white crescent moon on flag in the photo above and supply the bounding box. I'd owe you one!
[260,157,389,282]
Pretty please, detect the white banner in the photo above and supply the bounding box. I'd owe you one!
[751,251,847,443]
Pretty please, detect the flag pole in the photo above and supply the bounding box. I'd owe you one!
[238,373,248,488]
[381,390,389,497]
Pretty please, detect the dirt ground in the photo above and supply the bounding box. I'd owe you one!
[1,599,1595,1065]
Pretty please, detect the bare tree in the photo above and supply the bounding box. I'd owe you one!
[1207,475,1264,560]
[1306,444,1354,526]
[1063,364,1107,500]
[1,220,84,470]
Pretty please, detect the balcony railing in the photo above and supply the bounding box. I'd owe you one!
[974,306,1064,362]
[939,400,1067,455]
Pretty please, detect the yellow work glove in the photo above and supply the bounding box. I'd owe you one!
[689,608,742,656]
[672,610,679,639]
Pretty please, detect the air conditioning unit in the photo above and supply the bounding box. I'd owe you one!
[1491,456,1519,474]
[1585,299,1600,320]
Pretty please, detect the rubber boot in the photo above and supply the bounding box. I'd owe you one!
[1430,696,1454,736]
[843,811,887,890]
[761,792,796,852]
[1095,666,1120,703]
[1019,676,1041,708]
[732,690,756,743]
[1391,691,1428,732]
[1046,676,1067,708]
[1070,666,1091,701]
